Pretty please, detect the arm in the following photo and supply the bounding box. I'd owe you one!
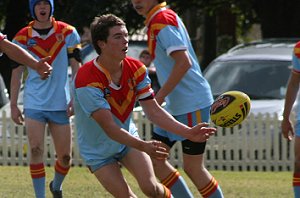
[155,50,191,105]
[281,71,300,140]
[140,98,216,142]
[0,39,52,79]
[91,108,168,159]
[66,57,82,117]
[10,66,25,125]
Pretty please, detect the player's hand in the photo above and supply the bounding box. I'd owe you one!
[35,56,52,80]
[67,100,74,117]
[185,122,216,142]
[10,105,24,125]
[281,118,294,141]
[142,140,169,160]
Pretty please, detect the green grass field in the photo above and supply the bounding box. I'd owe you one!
[0,166,293,197]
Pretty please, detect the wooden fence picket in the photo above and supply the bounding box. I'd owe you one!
[0,109,295,171]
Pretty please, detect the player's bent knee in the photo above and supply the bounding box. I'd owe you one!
[139,182,161,197]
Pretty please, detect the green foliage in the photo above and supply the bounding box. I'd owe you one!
[54,0,144,35]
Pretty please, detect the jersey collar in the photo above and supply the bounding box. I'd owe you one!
[144,2,167,27]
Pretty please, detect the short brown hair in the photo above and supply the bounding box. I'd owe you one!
[139,49,150,58]
[90,14,126,55]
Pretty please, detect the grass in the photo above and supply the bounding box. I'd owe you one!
[0,166,293,198]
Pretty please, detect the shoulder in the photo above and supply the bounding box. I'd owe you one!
[13,27,30,42]
[151,8,178,27]
[294,41,300,58]
[56,20,77,32]
[75,60,98,88]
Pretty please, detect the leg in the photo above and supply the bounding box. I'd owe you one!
[182,153,223,198]
[293,136,300,197]
[151,133,193,198]
[93,162,137,198]
[121,148,171,198]
[48,122,72,192]
[25,118,47,198]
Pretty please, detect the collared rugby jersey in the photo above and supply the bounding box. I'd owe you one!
[145,2,213,115]
[13,18,81,111]
[73,57,153,164]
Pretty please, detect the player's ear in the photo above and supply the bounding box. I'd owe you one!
[97,40,105,49]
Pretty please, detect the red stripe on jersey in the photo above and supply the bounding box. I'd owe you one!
[146,3,178,59]
[294,41,300,58]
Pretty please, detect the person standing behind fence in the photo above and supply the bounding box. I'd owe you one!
[131,0,224,197]
[139,49,160,94]
[73,13,216,197]
[282,41,300,198]
[0,32,52,79]
[9,0,81,197]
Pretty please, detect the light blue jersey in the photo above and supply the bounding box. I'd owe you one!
[13,18,81,111]
[73,57,152,166]
[146,6,213,116]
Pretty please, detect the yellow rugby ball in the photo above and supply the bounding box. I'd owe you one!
[210,91,251,128]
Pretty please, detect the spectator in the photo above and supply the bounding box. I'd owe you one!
[139,49,160,94]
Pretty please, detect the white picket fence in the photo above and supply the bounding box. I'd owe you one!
[0,109,295,172]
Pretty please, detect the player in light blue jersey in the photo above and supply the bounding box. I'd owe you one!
[282,41,300,198]
[132,0,224,197]
[9,0,81,197]
[73,14,216,197]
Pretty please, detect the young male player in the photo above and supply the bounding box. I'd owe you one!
[73,13,216,197]
[131,0,224,197]
[10,0,81,197]
[282,41,300,198]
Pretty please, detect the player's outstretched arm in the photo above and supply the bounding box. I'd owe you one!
[91,108,169,159]
[141,99,216,142]
[0,39,52,79]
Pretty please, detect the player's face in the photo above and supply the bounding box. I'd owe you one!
[101,25,129,60]
[34,1,51,22]
[131,0,158,17]
[139,54,152,67]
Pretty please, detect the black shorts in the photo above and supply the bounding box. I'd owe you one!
[152,132,206,155]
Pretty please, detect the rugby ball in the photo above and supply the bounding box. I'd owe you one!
[210,91,251,128]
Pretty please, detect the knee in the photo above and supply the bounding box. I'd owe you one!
[140,182,161,197]
[151,158,167,170]
[58,154,72,167]
[183,161,205,176]
[295,160,300,172]
[31,146,43,157]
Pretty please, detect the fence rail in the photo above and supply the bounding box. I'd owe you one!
[0,109,294,171]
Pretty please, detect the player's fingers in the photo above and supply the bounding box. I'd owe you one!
[41,56,51,62]
[197,122,209,127]
[154,150,169,160]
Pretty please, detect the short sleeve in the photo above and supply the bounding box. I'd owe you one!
[75,86,110,117]
[157,25,187,56]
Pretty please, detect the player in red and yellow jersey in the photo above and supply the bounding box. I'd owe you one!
[10,0,81,197]
[73,14,216,197]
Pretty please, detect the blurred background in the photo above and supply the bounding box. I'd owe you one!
[1,0,300,94]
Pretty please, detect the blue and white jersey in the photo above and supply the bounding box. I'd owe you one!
[145,3,213,115]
